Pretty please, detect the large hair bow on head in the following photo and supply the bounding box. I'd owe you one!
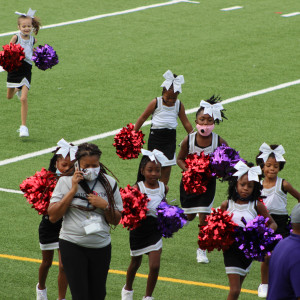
[161,70,184,93]
[232,161,262,182]
[200,100,224,121]
[141,149,168,165]
[15,8,36,18]
[56,138,78,161]
[258,143,285,162]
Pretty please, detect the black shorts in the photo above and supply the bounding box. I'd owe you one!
[7,61,32,89]
[271,214,290,238]
[39,215,62,250]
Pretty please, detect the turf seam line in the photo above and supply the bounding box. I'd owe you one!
[0,78,299,168]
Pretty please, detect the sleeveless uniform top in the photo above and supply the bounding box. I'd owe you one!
[151,97,180,129]
[227,199,258,227]
[137,181,165,217]
[261,177,288,215]
[188,132,219,155]
[16,32,34,65]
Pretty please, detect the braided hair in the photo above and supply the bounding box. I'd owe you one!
[196,95,227,125]
[136,155,153,183]
[227,162,263,202]
[75,143,118,220]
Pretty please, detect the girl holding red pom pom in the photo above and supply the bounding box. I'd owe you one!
[36,139,76,300]
[133,70,193,185]
[122,149,169,300]
[177,95,228,263]
[255,143,300,298]
[6,8,41,137]
[48,143,123,300]
[220,161,277,300]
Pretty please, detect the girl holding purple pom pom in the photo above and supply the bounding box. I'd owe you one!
[177,95,228,264]
[6,8,41,137]
[256,143,300,298]
[220,161,277,300]
[122,149,168,300]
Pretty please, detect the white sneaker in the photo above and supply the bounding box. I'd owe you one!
[142,297,154,300]
[197,248,209,263]
[258,284,268,298]
[16,89,22,99]
[36,283,48,300]
[122,285,134,300]
[18,125,29,137]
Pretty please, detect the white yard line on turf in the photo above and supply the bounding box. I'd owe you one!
[0,0,197,38]
[0,187,23,194]
[0,78,300,170]
[220,6,243,11]
[281,12,300,17]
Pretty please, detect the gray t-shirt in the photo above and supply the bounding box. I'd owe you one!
[50,174,123,248]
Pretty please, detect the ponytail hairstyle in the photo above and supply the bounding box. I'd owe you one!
[227,162,263,202]
[256,144,286,172]
[196,95,227,125]
[75,143,119,220]
[18,15,41,35]
[136,155,152,183]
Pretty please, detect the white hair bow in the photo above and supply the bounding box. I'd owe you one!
[200,100,224,121]
[258,143,285,162]
[161,70,184,93]
[141,149,168,165]
[56,138,78,161]
[15,8,36,18]
[232,161,262,182]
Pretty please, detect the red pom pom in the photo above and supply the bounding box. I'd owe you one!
[198,208,238,252]
[113,123,145,160]
[182,152,212,194]
[0,43,25,72]
[20,168,57,215]
[119,185,150,230]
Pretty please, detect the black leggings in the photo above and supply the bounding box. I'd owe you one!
[59,239,111,300]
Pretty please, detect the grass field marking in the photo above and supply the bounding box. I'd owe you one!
[281,12,300,17]
[0,0,196,38]
[220,6,243,11]
[0,78,300,168]
[0,253,257,295]
[0,187,23,194]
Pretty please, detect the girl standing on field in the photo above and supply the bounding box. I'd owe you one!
[177,95,227,264]
[36,139,76,300]
[134,70,193,185]
[220,161,277,300]
[255,143,300,298]
[6,8,41,137]
[121,149,169,300]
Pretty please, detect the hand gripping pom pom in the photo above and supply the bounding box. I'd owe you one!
[182,152,212,194]
[0,43,25,72]
[210,144,245,180]
[20,168,57,215]
[234,216,283,261]
[31,44,59,70]
[156,200,187,238]
[119,185,150,230]
[198,208,238,252]
[113,123,145,160]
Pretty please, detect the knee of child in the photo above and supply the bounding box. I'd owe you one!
[42,259,53,269]
[229,287,241,298]
[149,261,160,273]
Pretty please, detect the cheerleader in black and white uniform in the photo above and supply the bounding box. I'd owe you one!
[177,95,228,263]
[6,8,41,137]
[133,70,193,185]
[122,150,169,300]
[220,161,277,300]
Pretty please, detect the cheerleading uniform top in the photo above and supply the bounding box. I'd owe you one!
[15,32,35,65]
[151,97,181,129]
[261,177,288,215]
[50,175,123,248]
[188,132,219,155]
[227,199,258,227]
[137,181,165,218]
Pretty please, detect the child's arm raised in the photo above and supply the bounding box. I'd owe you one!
[257,201,278,232]
[178,103,193,133]
[177,136,189,171]
[283,180,300,202]
[134,98,157,131]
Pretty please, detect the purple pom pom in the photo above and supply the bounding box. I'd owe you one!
[156,200,187,238]
[234,216,283,261]
[210,144,245,179]
[32,44,59,71]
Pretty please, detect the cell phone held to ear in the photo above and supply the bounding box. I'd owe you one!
[74,161,80,171]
